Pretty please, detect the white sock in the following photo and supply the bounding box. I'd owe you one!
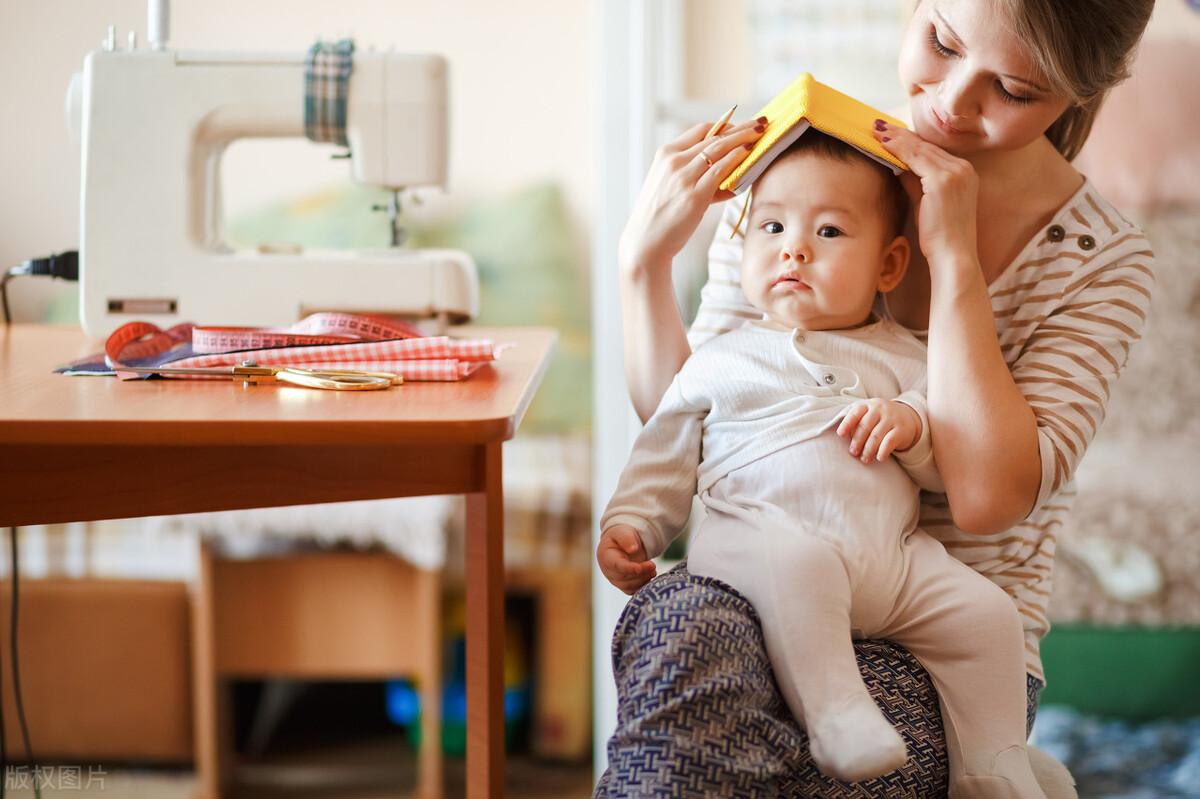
[807,692,908,782]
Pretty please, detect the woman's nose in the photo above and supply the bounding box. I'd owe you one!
[940,68,980,119]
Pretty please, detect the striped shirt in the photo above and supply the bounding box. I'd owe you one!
[689,180,1155,681]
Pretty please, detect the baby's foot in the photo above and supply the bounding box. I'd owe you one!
[949,746,1051,799]
[808,693,908,782]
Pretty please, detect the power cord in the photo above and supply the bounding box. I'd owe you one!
[0,250,78,795]
[0,251,78,795]
[7,528,37,799]
[1,532,5,799]
[2,251,79,325]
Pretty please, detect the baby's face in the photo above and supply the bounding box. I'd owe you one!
[741,151,900,331]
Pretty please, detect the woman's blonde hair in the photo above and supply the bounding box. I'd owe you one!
[996,0,1155,161]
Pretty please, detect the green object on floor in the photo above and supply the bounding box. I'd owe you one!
[1039,624,1200,720]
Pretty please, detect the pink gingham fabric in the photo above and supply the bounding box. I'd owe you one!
[165,337,499,382]
[83,316,504,382]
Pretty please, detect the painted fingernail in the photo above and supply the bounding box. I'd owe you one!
[874,119,887,131]
[744,142,754,150]
[757,116,768,124]
[882,136,891,142]
[754,124,765,133]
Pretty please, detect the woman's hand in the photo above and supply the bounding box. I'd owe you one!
[873,120,979,268]
[837,398,923,464]
[597,524,657,595]
[619,117,766,279]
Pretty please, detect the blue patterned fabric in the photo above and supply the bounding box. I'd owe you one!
[595,562,1042,798]
[304,39,355,147]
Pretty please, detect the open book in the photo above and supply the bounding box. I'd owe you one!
[720,73,909,195]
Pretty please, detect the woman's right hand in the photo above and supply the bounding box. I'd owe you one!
[618,116,766,279]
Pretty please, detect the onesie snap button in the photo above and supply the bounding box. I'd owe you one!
[823,373,836,385]
[1078,234,1096,251]
[1047,224,1065,242]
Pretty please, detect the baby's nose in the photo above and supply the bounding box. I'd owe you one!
[781,245,810,263]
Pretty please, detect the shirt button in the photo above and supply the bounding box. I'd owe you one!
[823,374,836,385]
[1078,234,1096,251]
[796,334,806,344]
[1047,224,1065,242]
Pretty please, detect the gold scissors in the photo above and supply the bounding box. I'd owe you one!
[116,359,400,391]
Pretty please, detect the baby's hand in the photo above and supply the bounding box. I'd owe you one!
[836,399,922,464]
[597,524,658,595]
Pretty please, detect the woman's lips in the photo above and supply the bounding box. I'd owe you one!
[929,105,969,135]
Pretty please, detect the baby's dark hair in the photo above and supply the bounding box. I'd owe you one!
[776,130,908,240]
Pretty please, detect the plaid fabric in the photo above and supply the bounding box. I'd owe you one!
[595,562,1043,799]
[165,336,496,367]
[282,359,484,381]
[161,337,499,382]
[305,39,355,146]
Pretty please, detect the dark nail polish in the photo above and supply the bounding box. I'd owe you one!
[882,136,891,142]
[754,124,765,133]
[874,119,887,131]
[744,142,754,150]
[757,116,768,124]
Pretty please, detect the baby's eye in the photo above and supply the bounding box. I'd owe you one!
[817,225,843,238]
[762,221,784,234]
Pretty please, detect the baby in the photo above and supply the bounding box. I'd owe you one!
[599,131,1045,798]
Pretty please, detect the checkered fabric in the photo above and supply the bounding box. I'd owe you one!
[161,336,499,382]
[305,39,355,146]
[595,562,1043,798]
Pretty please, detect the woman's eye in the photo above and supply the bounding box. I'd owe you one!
[996,81,1033,106]
[927,26,957,58]
[817,225,842,238]
[762,221,784,234]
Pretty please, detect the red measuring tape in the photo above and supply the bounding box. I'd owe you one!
[97,312,499,382]
[191,313,424,354]
[105,312,425,367]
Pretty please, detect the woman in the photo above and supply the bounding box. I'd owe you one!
[597,1,1156,796]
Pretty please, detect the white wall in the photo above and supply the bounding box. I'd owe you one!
[0,0,594,322]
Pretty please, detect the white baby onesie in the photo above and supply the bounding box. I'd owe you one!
[602,318,1045,798]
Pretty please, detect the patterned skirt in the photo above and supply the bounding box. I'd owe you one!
[594,562,1042,798]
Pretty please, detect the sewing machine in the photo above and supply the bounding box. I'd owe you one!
[67,3,478,339]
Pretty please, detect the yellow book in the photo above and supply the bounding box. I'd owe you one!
[720,73,909,195]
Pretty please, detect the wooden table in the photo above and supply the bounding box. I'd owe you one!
[0,323,557,799]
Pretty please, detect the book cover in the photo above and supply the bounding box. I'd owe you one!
[721,73,909,195]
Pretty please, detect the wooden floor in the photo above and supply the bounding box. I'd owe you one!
[5,734,595,798]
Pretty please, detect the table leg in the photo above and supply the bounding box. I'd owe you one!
[466,442,505,799]
[192,538,234,799]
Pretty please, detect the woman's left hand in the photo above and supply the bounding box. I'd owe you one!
[873,121,979,267]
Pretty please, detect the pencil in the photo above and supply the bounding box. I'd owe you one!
[704,104,738,139]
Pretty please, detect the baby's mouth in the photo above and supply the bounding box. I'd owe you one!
[772,272,811,290]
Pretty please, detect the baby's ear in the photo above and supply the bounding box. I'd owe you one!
[877,234,910,293]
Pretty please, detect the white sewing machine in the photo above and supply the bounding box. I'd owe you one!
[67,1,478,339]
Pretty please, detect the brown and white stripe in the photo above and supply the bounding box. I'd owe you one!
[689,181,1155,682]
